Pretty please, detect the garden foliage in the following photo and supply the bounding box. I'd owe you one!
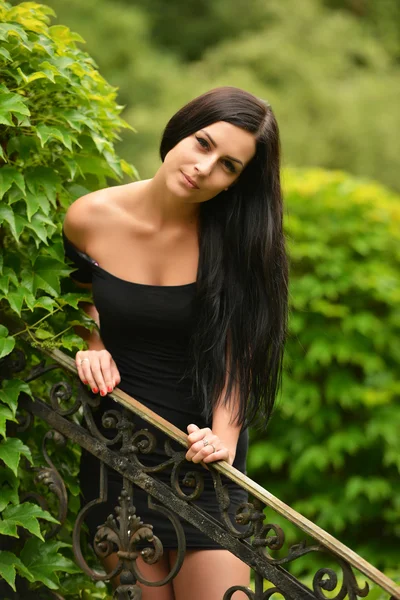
[0,0,399,597]
[41,0,400,191]
[0,1,134,596]
[249,169,400,575]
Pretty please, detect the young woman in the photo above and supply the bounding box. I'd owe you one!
[63,86,288,600]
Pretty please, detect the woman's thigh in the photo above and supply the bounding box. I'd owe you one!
[169,549,250,600]
[103,552,175,600]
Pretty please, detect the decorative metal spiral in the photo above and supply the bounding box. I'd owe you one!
[313,559,369,600]
[50,380,80,416]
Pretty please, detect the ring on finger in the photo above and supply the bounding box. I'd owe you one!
[79,358,90,366]
[203,438,209,447]
[211,444,216,453]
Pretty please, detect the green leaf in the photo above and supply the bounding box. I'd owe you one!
[0,485,18,513]
[25,212,56,245]
[62,156,80,180]
[46,239,65,262]
[0,23,29,45]
[0,203,18,241]
[35,124,77,151]
[25,167,61,207]
[19,268,34,292]
[0,47,12,62]
[38,65,59,82]
[34,327,54,340]
[63,108,87,132]
[0,502,59,540]
[60,333,85,351]
[14,213,30,241]
[6,287,36,316]
[24,191,50,221]
[0,267,19,294]
[103,150,123,178]
[6,186,24,206]
[33,295,58,311]
[58,292,92,309]
[0,92,30,126]
[16,67,56,85]
[0,333,15,360]
[0,379,33,416]
[0,551,34,591]
[0,468,19,511]
[33,255,70,296]
[121,158,139,179]
[21,538,79,590]
[7,134,38,161]
[49,24,85,45]
[0,438,32,476]
[0,405,17,438]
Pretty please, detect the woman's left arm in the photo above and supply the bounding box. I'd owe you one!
[185,386,241,466]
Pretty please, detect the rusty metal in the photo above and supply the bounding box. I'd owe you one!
[2,346,399,600]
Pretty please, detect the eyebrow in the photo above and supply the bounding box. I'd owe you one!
[200,130,244,168]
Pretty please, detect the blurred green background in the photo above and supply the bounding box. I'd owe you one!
[11,0,400,190]
[5,0,400,587]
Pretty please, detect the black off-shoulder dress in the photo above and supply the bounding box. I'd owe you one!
[63,231,248,549]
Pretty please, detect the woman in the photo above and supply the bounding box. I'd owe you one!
[63,86,288,599]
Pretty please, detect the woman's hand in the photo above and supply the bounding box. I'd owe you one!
[185,424,234,465]
[76,349,121,396]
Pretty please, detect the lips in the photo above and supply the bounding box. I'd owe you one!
[182,172,199,189]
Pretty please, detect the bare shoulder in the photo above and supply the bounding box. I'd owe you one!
[63,181,145,251]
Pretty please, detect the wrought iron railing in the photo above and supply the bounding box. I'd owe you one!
[1,344,399,600]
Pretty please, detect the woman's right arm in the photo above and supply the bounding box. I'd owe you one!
[64,195,121,396]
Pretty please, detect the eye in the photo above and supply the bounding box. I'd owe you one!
[222,159,236,174]
[195,135,209,149]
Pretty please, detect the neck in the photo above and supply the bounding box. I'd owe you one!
[138,168,200,231]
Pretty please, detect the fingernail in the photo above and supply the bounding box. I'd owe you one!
[82,380,87,385]
[107,386,113,393]
[100,390,106,396]
[92,387,98,393]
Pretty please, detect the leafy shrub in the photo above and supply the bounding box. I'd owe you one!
[1,0,399,594]
[248,168,400,575]
[0,1,135,595]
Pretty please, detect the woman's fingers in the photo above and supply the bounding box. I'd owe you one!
[203,447,230,463]
[187,423,199,435]
[97,351,114,393]
[186,429,221,463]
[76,353,88,385]
[187,443,229,464]
[85,353,106,394]
[187,425,211,445]
[76,350,120,395]
[111,361,121,388]
[185,424,232,465]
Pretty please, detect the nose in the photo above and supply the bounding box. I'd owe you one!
[194,155,216,177]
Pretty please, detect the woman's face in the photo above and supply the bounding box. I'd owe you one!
[162,121,256,203]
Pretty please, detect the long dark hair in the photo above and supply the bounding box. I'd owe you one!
[160,87,288,429]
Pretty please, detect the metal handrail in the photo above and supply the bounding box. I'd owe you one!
[46,347,400,599]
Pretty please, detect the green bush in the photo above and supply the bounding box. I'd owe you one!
[1,0,399,594]
[248,168,400,575]
[0,1,135,595]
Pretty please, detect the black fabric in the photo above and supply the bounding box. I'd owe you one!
[63,232,248,549]
[62,229,96,283]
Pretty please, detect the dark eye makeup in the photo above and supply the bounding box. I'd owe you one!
[194,135,236,173]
